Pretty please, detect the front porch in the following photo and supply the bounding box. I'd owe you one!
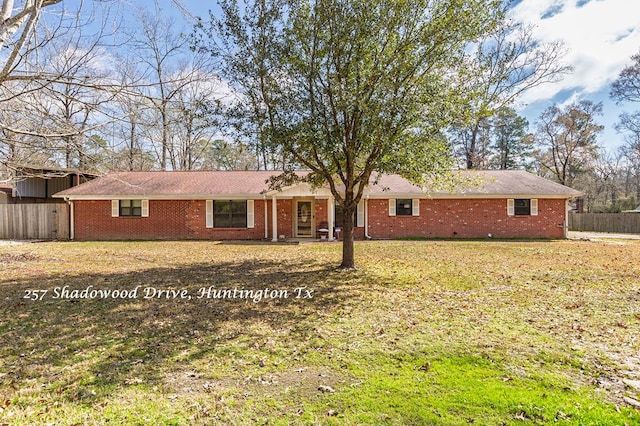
[266,195,338,242]
[263,182,341,242]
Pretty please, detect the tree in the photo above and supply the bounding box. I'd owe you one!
[0,0,62,85]
[108,56,154,171]
[196,0,505,268]
[616,112,640,201]
[0,1,123,176]
[489,107,532,170]
[611,51,640,104]
[450,20,570,169]
[533,100,603,187]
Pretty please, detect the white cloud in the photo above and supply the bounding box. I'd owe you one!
[510,0,640,105]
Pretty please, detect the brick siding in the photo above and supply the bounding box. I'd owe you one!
[72,197,566,240]
[366,198,566,239]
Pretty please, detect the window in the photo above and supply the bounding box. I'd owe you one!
[334,204,356,229]
[514,199,530,216]
[214,200,247,228]
[120,200,142,217]
[508,199,538,216]
[396,199,413,216]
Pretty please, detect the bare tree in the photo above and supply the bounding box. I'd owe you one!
[168,73,223,170]
[451,21,571,169]
[0,1,123,176]
[131,11,196,170]
[0,0,63,84]
[533,100,603,187]
[616,112,640,202]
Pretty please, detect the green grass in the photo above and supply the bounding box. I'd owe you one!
[0,240,639,425]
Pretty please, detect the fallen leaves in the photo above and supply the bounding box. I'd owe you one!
[0,239,639,423]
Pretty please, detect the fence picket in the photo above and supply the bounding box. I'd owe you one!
[0,204,69,240]
[568,212,640,234]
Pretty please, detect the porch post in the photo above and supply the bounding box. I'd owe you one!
[263,196,268,239]
[328,196,335,241]
[271,195,278,242]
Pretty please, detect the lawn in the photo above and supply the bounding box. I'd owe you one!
[0,239,639,425]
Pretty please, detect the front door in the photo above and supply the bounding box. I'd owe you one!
[295,200,313,238]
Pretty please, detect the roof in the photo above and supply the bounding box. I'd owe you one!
[54,170,582,200]
[364,170,582,198]
[55,171,284,199]
[0,183,12,195]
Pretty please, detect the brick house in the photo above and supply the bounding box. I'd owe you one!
[53,170,581,241]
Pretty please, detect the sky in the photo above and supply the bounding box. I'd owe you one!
[509,0,640,153]
[157,0,640,153]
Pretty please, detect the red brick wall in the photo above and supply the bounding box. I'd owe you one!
[72,197,567,240]
[366,198,566,239]
[73,199,267,241]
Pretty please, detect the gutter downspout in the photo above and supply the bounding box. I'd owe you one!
[271,195,278,242]
[364,195,371,239]
[564,198,569,238]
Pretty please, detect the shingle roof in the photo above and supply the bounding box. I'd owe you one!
[55,171,281,198]
[369,170,582,198]
[54,170,582,199]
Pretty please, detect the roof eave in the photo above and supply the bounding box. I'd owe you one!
[54,193,269,200]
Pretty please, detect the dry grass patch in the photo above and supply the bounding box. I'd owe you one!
[0,239,638,424]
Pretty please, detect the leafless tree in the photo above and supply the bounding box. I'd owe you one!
[533,100,603,187]
[452,21,571,169]
[0,1,123,177]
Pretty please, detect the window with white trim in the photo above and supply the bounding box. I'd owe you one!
[388,198,420,216]
[214,200,247,228]
[396,199,413,216]
[206,200,254,228]
[507,198,538,216]
[112,199,148,217]
[120,199,142,216]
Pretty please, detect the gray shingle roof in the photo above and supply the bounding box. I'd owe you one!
[54,170,582,199]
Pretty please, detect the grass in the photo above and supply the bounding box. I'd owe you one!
[0,239,639,425]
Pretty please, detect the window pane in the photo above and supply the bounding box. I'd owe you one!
[120,200,131,207]
[214,201,230,214]
[514,199,530,216]
[396,199,412,216]
[231,200,247,214]
[120,207,131,216]
[214,214,232,228]
[232,213,247,228]
[131,200,142,208]
[132,207,142,216]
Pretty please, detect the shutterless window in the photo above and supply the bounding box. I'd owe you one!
[120,200,142,217]
[514,199,531,216]
[396,199,413,216]
[214,200,247,228]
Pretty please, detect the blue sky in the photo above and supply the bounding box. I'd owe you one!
[156,0,640,153]
[508,0,640,153]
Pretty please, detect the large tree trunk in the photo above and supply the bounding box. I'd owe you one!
[340,205,356,269]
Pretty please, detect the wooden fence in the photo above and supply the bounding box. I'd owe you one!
[0,203,69,240]
[568,212,640,234]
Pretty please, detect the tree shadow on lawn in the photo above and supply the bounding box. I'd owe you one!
[0,258,360,409]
